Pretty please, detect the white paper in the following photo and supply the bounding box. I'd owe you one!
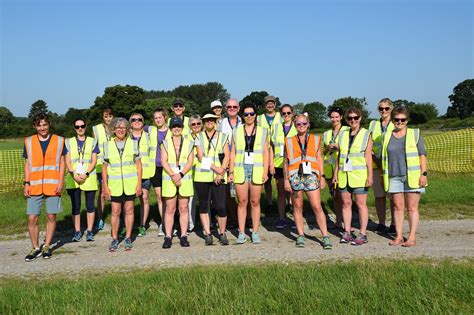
[244,152,254,165]
[343,159,353,172]
[75,163,87,175]
[172,167,180,174]
[302,161,312,175]
[201,157,212,170]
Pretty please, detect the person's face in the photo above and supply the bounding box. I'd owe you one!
[114,123,127,140]
[130,115,144,131]
[190,119,202,134]
[281,107,293,123]
[226,100,239,117]
[103,112,113,125]
[378,102,392,119]
[392,114,408,131]
[171,124,183,136]
[330,112,342,127]
[74,120,86,137]
[212,106,222,117]
[243,108,256,125]
[265,101,276,113]
[172,103,185,116]
[203,119,216,131]
[295,117,309,133]
[346,112,361,129]
[153,112,166,128]
[34,119,50,137]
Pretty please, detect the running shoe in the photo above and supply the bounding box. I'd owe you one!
[219,233,229,246]
[119,227,127,238]
[204,234,213,246]
[97,219,105,231]
[109,239,120,252]
[251,232,261,244]
[162,236,172,249]
[71,231,82,242]
[351,234,368,246]
[124,237,133,251]
[322,236,333,250]
[25,247,42,262]
[340,232,354,244]
[296,235,305,248]
[86,230,94,242]
[275,219,288,229]
[386,225,396,236]
[42,245,52,259]
[180,236,190,247]
[138,226,146,237]
[158,224,164,236]
[236,232,247,244]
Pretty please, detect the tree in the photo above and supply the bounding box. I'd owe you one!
[393,99,439,124]
[28,100,49,119]
[134,97,199,123]
[64,107,87,126]
[331,97,371,125]
[293,102,305,115]
[240,91,281,114]
[447,79,474,118]
[303,101,328,129]
[0,106,14,126]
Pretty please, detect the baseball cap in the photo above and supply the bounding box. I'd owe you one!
[172,99,184,106]
[210,100,222,108]
[264,95,276,104]
[169,117,183,127]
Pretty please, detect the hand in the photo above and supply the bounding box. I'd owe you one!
[269,165,275,176]
[284,179,292,193]
[214,174,222,185]
[329,143,339,151]
[172,173,181,184]
[332,176,338,186]
[262,172,268,183]
[320,177,326,189]
[74,174,84,184]
[23,184,30,197]
[175,180,181,187]
[419,176,427,187]
[366,176,373,187]
[78,174,87,182]
[55,183,63,195]
[136,185,142,197]
[213,166,225,176]
[103,187,111,201]
[228,173,234,183]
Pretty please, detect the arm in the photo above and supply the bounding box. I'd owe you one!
[135,158,142,196]
[55,155,65,195]
[181,152,194,175]
[102,162,111,200]
[332,151,340,186]
[419,154,428,187]
[23,160,30,197]
[365,135,373,187]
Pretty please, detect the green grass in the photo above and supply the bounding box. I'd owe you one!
[0,139,23,150]
[0,259,472,314]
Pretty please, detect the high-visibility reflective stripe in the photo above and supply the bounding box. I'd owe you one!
[30,179,60,185]
[163,174,192,181]
[108,173,138,180]
[407,165,420,171]
[194,168,212,173]
[351,165,367,170]
[26,136,33,169]
[348,153,365,157]
[30,165,59,172]
[108,161,136,168]
[360,130,369,151]
[70,158,92,163]
[406,152,419,157]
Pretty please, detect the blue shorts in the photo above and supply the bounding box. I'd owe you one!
[388,176,425,194]
[141,179,152,190]
[27,195,63,215]
[340,186,369,194]
[244,164,253,182]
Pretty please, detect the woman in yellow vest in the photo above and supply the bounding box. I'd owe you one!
[332,107,373,246]
[322,106,349,230]
[187,114,203,232]
[102,118,142,252]
[195,113,230,245]
[283,114,332,249]
[65,118,99,242]
[229,104,269,244]
[161,117,195,248]
[382,107,427,247]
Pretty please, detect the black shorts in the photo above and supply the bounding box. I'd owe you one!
[111,194,136,203]
[150,166,163,188]
[268,167,284,180]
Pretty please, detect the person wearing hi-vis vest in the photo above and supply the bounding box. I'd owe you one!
[229,104,269,244]
[382,107,427,247]
[161,117,195,249]
[102,118,142,252]
[23,112,66,262]
[322,106,349,230]
[129,113,154,237]
[283,114,332,249]
[333,107,373,246]
[257,95,283,215]
[92,107,114,231]
[65,118,99,243]
[369,98,396,235]
[167,99,190,135]
[272,104,297,229]
[187,114,203,233]
[194,113,230,246]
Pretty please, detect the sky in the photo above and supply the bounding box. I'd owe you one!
[1,0,473,118]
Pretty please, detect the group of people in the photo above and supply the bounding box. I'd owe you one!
[23,96,428,261]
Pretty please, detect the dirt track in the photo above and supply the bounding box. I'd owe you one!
[1,219,473,278]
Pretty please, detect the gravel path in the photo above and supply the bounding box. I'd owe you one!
[1,219,473,278]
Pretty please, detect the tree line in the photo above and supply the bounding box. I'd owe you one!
[0,79,472,139]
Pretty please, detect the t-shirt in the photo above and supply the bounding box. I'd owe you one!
[283,124,291,135]
[144,126,168,167]
[387,134,427,177]
[23,135,67,159]
[221,116,242,145]
[265,114,275,126]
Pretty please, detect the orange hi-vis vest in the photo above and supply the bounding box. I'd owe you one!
[25,134,64,196]
[285,134,322,179]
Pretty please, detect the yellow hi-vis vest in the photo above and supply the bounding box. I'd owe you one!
[167,116,190,135]
[133,130,155,179]
[92,123,110,173]
[369,119,394,169]
[161,136,194,197]
[337,128,370,189]
[382,128,422,192]
[233,125,267,185]
[65,137,98,191]
[194,131,228,183]
[323,126,349,179]
[257,112,283,135]
[103,138,139,197]
[271,122,297,168]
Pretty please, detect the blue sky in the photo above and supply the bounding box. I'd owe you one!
[1,0,472,117]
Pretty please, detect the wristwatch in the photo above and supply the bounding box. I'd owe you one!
[179,172,184,178]
[85,172,90,177]
[422,171,428,176]
[23,181,30,185]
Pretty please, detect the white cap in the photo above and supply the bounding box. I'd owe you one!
[210,100,222,108]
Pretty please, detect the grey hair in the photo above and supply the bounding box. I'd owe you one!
[109,117,130,136]
[189,114,202,127]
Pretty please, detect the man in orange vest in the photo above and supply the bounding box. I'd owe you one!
[23,112,66,262]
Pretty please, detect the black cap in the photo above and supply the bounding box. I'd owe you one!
[169,117,183,127]
[173,99,184,106]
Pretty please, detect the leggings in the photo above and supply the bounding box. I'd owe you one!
[194,182,227,217]
[67,189,96,215]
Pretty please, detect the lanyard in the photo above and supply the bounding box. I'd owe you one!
[331,126,342,143]
[296,133,309,160]
[205,130,217,155]
[114,138,127,159]
[76,137,86,163]
[173,136,183,169]
[347,128,361,160]
[244,125,256,152]
[228,117,239,130]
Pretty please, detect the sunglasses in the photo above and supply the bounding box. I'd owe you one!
[191,122,202,126]
[115,127,127,131]
[347,116,360,121]
[243,112,255,117]
[74,125,86,129]
[295,122,308,127]
[281,111,292,116]
[393,118,407,123]
[379,107,391,112]
[226,106,238,110]
[173,104,184,108]
[130,118,143,122]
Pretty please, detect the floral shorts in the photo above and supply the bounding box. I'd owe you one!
[289,173,320,191]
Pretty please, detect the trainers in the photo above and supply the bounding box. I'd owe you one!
[162,236,172,249]
[386,225,396,235]
[275,219,288,229]
[124,237,133,251]
[109,239,120,252]
[351,234,368,246]
[322,236,333,250]
[296,235,305,247]
[375,223,387,233]
[42,245,52,259]
[204,234,213,246]
[180,236,190,247]
[219,233,229,246]
[340,232,354,243]
[86,230,94,242]
[97,219,105,231]
[158,224,164,236]
[251,232,261,244]
[236,232,247,244]
[25,247,43,262]
[138,226,146,237]
[71,231,82,242]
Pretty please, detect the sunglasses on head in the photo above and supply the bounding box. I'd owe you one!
[243,112,255,117]
[379,107,391,112]
[295,122,308,127]
[281,111,292,116]
[173,104,184,108]
[393,118,407,123]
[226,106,238,110]
[74,125,86,129]
[130,118,143,122]
[191,122,202,126]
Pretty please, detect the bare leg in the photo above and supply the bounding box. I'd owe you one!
[110,202,122,239]
[291,190,304,236]
[236,182,249,233]
[124,200,134,238]
[28,215,40,248]
[44,214,57,246]
[86,212,95,232]
[249,182,263,232]
[341,192,353,233]
[140,188,150,226]
[73,214,80,232]
[406,192,421,243]
[164,197,177,237]
[307,189,328,237]
[178,196,189,237]
[391,192,405,242]
[354,194,369,235]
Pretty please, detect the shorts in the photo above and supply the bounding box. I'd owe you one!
[340,186,369,194]
[150,166,163,188]
[27,195,62,215]
[244,164,253,182]
[372,168,386,198]
[289,173,320,191]
[268,167,284,180]
[141,179,152,190]
[111,194,136,203]
[387,176,426,194]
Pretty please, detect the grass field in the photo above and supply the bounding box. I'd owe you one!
[1,258,472,313]
[0,139,23,150]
